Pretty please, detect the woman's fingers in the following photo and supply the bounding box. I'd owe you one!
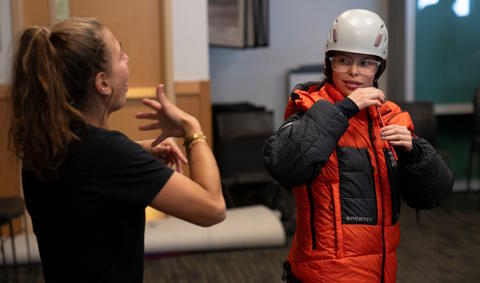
[363,88,384,101]
[141,139,186,173]
[137,84,191,139]
[156,84,165,100]
[348,87,385,109]
[381,125,410,137]
[156,84,170,108]
[157,138,188,164]
[389,140,410,146]
[383,134,411,142]
[141,97,162,110]
[138,122,162,131]
[175,158,184,174]
[381,125,413,151]
[367,89,385,105]
[167,141,188,164]
[135,112,158,120]
[151,137,188,174]
[151,133,169,147]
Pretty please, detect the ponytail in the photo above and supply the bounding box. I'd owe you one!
[9,26,86,179]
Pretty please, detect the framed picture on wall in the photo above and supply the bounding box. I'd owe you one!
[208,0,269,48]
[0,0,13,84]
[208,0,246,47]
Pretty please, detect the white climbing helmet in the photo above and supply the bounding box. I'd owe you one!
[325,9,388,59]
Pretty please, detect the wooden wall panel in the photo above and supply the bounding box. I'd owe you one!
[22,0,50,27]
[0,87,20,198]
[69,0,163,88]
[108,98,162,142]
[0,87,23,234]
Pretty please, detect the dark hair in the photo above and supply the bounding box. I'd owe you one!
[323,51,387,88]
[9,17,111,179]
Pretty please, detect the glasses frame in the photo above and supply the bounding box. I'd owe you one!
[329,56,381,76]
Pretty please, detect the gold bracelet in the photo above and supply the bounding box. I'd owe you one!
[188,138,207,151]
[183,132,207,148]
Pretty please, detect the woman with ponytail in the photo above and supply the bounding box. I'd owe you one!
[9,17,225,282]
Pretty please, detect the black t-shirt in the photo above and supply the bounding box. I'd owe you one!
[22,126,173,283]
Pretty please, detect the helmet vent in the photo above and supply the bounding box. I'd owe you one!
[333,29,338,43]
[374,34,383,47]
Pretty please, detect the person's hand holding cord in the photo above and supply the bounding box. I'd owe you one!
[381,125,413,152]
[347,87,386,110]
[346,87,412,152]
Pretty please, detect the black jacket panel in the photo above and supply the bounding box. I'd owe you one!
[399,137,454,209]
[262,99,349,188]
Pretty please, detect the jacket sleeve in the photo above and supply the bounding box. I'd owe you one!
[398,137,454,209]
[262,98,356,188]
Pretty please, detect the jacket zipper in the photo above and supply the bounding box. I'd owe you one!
[367,111,386,283]
[307,182,316,250]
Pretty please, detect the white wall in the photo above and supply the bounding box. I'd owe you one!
[209,0,388,128]
[171,0,209,81]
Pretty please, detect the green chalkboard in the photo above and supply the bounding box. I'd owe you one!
[415,0,480,104]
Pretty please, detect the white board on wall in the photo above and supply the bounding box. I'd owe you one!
[0,0,13,84]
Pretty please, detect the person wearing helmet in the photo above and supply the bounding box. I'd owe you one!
[262,9,453,283]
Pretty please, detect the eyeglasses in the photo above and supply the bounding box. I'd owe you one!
[329,56,381,76]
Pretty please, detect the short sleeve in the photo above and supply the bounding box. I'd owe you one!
[93,131,174,208]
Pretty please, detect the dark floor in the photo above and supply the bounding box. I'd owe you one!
[3,192,480,283]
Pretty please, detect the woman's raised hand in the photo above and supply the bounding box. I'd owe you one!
[136,84,201,146]
[348,87,386,110]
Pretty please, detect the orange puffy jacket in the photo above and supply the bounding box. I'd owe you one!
[263,82,454,282]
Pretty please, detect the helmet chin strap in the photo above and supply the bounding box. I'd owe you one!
[373,59,387,88]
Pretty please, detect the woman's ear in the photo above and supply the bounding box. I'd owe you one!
[94,72,112,96]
